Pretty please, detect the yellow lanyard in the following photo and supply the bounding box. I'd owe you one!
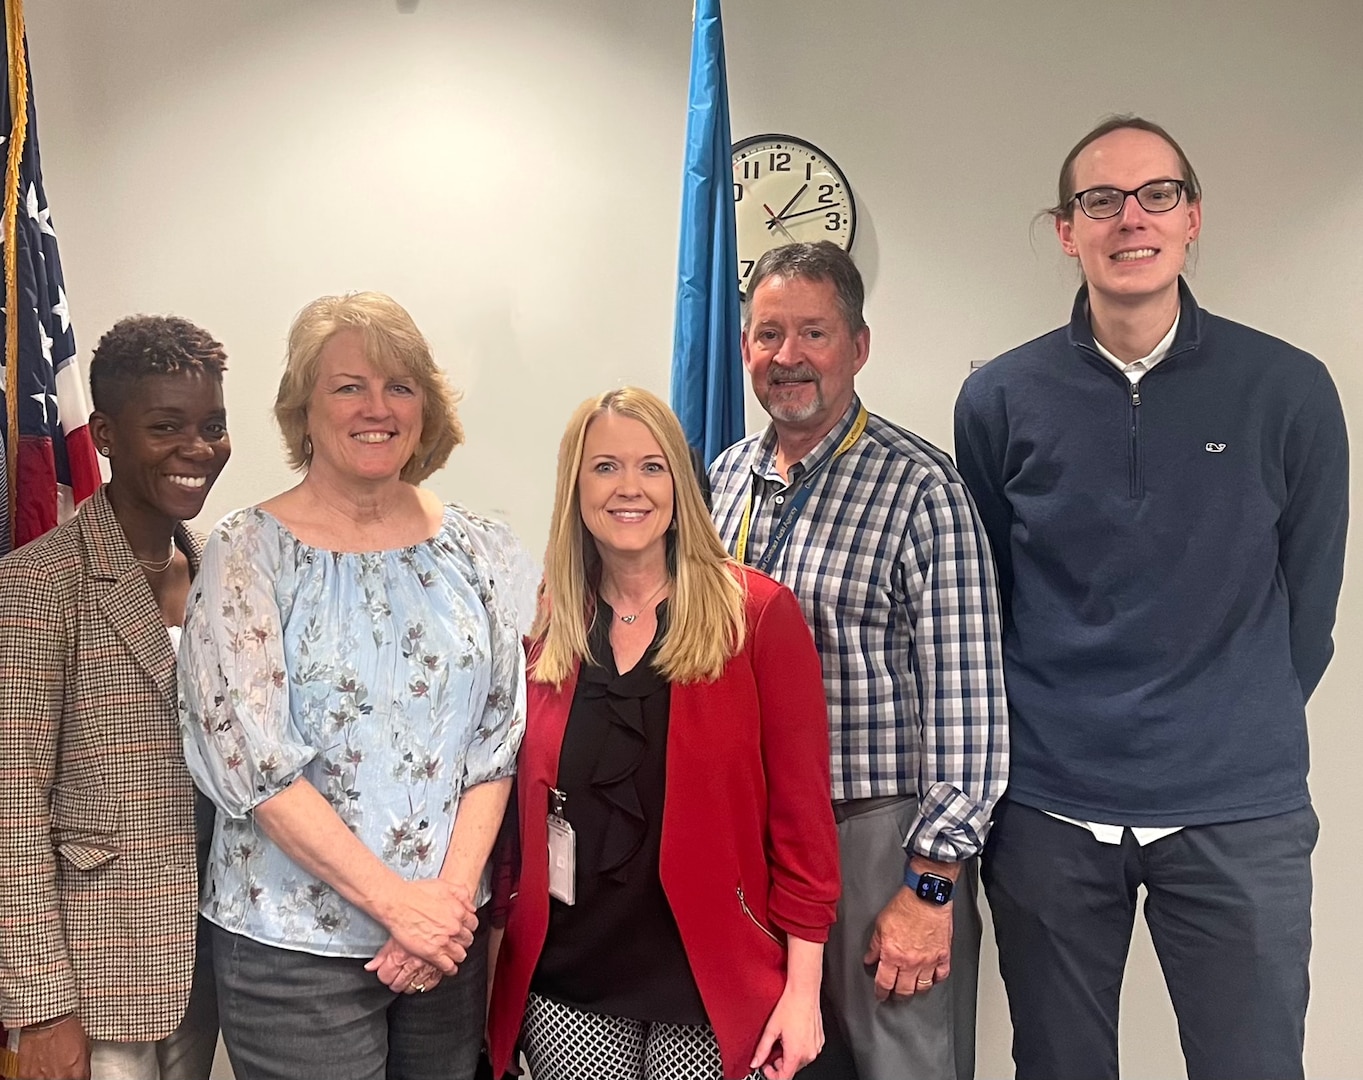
[735,404,868,568]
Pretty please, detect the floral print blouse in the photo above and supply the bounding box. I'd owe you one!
[178,504,534,957]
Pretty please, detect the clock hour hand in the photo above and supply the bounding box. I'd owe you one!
[772,183,808,222]
[762,204,797,241]
[764,184,810,234]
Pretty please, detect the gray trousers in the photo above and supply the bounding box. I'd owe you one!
[823,797,981,1080]
[212,913,488,1080]
[983,800,1317,1080]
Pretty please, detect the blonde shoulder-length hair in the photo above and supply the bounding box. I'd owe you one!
[532,386,747,687]
[274,292,463,484]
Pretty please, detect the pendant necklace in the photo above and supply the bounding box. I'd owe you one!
[610,580,669,625]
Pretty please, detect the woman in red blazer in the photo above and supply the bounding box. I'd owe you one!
[487,387,839,1080]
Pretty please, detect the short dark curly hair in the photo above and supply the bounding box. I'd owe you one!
[89,315,228,415]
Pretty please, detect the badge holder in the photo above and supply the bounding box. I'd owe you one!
[547,787,576,906]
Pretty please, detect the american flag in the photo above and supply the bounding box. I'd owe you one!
[1,22,100,557]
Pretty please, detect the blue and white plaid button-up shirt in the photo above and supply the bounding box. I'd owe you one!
[709,397,1008,861]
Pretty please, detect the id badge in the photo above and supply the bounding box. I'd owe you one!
[546,786,576,906]
[547,814,577,905]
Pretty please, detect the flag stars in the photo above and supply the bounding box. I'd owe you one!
[36,310,53,366]
[30,389,55,427]
[52,287,69,334]
[25,183,56,237]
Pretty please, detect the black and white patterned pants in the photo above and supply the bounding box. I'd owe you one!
[521,993,763,1080]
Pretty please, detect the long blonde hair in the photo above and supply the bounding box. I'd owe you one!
[532,387,746,686]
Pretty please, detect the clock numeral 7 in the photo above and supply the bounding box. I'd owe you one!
[740,260,755,280]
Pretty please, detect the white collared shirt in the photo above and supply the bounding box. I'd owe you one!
[1092,314,1179,385]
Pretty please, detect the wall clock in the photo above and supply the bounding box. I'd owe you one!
[731,134,856,297]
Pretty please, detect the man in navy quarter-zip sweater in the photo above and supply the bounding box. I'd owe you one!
[954,116,1347,1080]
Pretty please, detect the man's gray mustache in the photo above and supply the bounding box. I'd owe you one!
[769,369,819,384]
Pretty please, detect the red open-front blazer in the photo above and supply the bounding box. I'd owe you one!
[488,566,839,1079]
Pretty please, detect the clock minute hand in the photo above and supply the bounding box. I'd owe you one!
[778,203,841,223]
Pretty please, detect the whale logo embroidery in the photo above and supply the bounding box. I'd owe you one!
[1205,443,1227,453]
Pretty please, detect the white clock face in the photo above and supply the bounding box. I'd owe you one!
[731,135,856,297]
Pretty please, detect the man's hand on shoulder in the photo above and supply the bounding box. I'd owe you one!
[862,856,958,1002]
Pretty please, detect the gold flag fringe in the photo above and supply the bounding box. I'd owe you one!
[2,0,27,548]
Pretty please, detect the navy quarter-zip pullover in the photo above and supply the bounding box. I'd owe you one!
[954,279,1348,825]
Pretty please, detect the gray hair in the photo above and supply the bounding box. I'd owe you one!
[741,241,866,335]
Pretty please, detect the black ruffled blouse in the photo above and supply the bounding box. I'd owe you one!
[530,601,707,1025]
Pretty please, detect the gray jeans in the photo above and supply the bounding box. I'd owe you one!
[211,912,488,1080]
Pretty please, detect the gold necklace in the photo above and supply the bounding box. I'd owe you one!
[136,547,176,573]
[605,580,670,625]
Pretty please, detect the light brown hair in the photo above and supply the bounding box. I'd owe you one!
[274,292,463,483]
[1048,114,1202,223]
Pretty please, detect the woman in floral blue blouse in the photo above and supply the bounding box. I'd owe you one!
[178,293,536,1080]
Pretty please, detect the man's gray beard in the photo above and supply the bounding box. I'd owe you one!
[766,386,823,424]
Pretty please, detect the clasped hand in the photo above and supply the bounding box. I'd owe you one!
[365,878,477,993]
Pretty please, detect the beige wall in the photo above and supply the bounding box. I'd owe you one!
[24,1,1362,1076]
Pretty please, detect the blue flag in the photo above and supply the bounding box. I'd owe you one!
[670,0,743,466]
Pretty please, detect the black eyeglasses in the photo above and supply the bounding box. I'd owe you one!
[1070,179,1186,220]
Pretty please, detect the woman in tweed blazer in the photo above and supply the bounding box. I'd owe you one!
[0,317,230,1080]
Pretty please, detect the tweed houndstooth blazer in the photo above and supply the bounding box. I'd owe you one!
[0,487,204,1041]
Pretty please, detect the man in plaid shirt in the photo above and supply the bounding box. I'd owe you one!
[710,242,1007,1080]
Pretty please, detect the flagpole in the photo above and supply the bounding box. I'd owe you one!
[2,0,26,550]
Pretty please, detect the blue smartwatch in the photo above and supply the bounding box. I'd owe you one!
[904,866,954,905]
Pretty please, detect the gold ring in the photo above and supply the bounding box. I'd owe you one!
[413,982,426,993]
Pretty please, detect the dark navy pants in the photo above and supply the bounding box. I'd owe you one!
[983,800,1317,1080]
